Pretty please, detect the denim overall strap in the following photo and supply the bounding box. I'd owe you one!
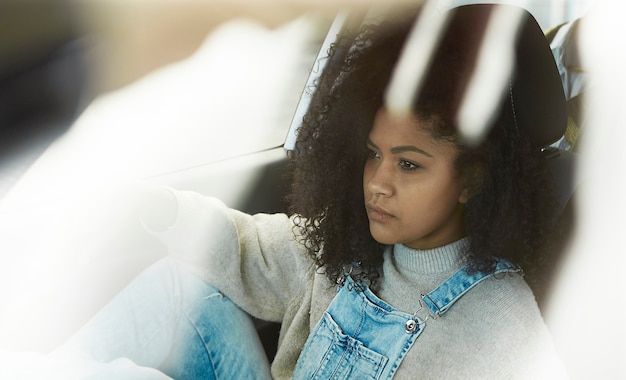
[421,258,522,318]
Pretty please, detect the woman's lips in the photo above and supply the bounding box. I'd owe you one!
[366,204,393,222]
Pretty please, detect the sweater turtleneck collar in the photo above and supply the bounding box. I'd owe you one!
[392,237,470,275]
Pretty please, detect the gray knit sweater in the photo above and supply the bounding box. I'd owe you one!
[155,190,567,379]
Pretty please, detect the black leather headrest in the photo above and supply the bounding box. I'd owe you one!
[456,4,567,148]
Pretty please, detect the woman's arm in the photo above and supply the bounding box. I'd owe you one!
[142,186,310,322]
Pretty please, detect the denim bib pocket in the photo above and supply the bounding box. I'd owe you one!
[294,311,388,379]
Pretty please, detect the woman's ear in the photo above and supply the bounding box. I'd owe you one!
[459,188,470,204]
[459,162,485,204]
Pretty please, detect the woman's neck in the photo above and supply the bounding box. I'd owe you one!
[392,237,469,274]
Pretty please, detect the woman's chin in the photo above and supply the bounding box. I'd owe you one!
[369,227,396,246]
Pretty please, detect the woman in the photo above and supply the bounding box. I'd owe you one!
[57,4,567,379]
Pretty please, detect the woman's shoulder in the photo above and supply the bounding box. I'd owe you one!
[461,271,543,324]
[439,273,566,378]
[437,271,547,352]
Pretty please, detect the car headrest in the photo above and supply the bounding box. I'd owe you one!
[454,4,568,149]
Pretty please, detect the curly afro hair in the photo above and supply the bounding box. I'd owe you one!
[287,5,562,290]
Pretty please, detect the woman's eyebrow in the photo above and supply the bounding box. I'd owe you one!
[367,138,433,157]
[390,145,433,157]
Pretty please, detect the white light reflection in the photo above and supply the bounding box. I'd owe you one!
[0,15,321,353]
[456,5,525,145]
[545,1,626,377]
[384,0,453,116]
[0,17,315,209]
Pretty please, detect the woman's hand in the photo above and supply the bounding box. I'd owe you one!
[132,184,179,232]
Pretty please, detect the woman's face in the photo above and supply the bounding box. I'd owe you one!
[363,108,467,249]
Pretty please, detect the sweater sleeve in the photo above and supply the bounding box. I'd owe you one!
[148,189,312,322]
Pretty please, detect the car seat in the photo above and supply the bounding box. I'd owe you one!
[546,18,587,152]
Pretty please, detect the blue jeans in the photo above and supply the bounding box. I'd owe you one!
[62,258,272,379]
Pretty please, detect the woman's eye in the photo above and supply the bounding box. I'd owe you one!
[367,149,380,159]
[399,160,419,170]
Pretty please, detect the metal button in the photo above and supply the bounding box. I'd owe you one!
[405,319,418,334]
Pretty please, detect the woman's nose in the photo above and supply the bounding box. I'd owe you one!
[365,163,394,197]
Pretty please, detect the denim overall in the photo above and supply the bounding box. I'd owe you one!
[293,259,521,379]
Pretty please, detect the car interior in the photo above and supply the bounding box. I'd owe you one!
[1,0,620,377]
